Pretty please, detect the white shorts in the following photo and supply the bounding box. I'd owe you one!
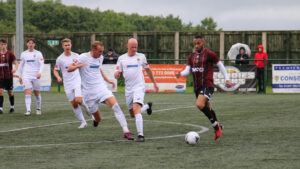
[23,78,40,90]
[83,88,114,114]
[125,89,145,110]
[65,86,82,102]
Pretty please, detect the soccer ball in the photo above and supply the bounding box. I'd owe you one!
[185,131,200,145]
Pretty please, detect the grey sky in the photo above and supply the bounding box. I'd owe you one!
[61,0,300,30]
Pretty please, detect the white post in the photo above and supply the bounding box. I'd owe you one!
[174,32,179,65]
[91,33,95,44]
[12,34,16,55]
[133,32,138,40]
[262,32,267,52]
[16,0,24,59]
[219,32,225,63]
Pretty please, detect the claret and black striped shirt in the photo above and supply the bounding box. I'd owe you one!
[187,48,219,91]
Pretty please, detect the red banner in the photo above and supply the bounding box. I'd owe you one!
[143,64,186,92]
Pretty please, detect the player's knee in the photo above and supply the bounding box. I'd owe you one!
[196,102,205,110]
[75,98,82,105]
[33,90,40,96]
[8,90,13,96]
[129,109,135,118]
[71,101,79,108]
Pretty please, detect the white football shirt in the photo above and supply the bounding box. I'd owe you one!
[55,52,81,92]
[116,52,149,93]
[18,49,44,79]
[75,52,106,94]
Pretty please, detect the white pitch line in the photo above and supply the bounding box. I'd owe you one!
[152,105,194,113]
[0,115,114,133]
[0,121,208,149]
[0,106,195,133]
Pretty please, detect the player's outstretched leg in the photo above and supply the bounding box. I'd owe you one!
[34,90,42,115]
[196,96,223,140]
[72,107,87,129]
[106,96,134,140]
[208,103,223,140]
[141,102,152,115]
[73,98,88,128]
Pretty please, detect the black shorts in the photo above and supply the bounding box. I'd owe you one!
[194,87,214,100]
[0,78,13,91]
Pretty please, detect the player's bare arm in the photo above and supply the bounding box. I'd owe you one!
[100,69,115,88]
[67,62,87,72]
[53,69,62,83]
[12,60,19,73]
[145,68,159,92]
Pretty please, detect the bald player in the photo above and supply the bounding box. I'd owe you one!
[115,38,158,142]
[68,41,134,140]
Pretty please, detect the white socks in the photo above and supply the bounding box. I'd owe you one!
[35,95,42,110]
[141,104,149,113]
[112,103,129,132]
[72,106,86,124]
[25,95,31,111]
[135,113,143,136]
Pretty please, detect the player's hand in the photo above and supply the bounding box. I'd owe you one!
[109,81,116,88]
[154,83,159,92]
[11,69,17,73]
[175,71,181,79]
[57,77,62,83]
[19,78,23,85]
[114,71,120,79]
[36,73,41,79]
[225,80,231,88]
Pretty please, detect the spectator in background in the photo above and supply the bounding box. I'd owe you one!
[235,47,249,65]
[103,48,119,64]
[254,45,268,94]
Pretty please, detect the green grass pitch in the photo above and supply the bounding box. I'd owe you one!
[0,92,299,169]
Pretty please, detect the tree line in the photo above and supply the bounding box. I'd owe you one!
[0,0,220,33]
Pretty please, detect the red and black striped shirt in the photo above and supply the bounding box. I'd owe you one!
[187,48,219,91]
[0,50,16,79]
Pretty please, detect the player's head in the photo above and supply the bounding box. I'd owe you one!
[0,39,7,51]
[127,38,138,56]
[61,38,72,53]
[193,35,205,52]
[26,38,36,51]
[91,41,104,58]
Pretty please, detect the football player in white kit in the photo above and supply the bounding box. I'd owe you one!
[53,38,89,129]
[18,38,44,116]
[114,38,159,142]
[68,41,134,140]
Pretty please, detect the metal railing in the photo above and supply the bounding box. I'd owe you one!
[44,58,300,94]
